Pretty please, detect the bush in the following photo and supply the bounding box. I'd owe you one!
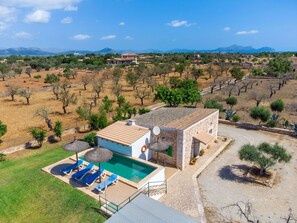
[88,112,108,130]
[226,96,237,109]
[33,75,41,79]
[204,99,223,112]
[270,99,284,113]
[84,132,97,147]
[53,121,63,140]
[44,73,60,84]
[29,128,46,147]
[138,108,150,115]
[250,106,271,125]
[199,149,205,156]
[0,153,6,162]
[266,120,278,128]
[0,120,7,140]
[232,115,241,122]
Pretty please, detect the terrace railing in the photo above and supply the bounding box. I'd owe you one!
[99,180,167,215]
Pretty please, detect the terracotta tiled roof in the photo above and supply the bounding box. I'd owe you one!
[96,121,150,146]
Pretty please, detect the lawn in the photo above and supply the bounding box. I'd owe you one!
[0,146,106,223]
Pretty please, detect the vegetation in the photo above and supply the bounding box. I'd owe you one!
[88,112,108,130]
[29,128,47,147]
[232,115,241,122]
[239,142,292,175]
[230,67,244,82]
[0,153,6,162]
[204,99,223,111]
[226,96,237,110]
[44,73,60,83]
[250,106,271,125]
[0,145,106,222]
[270,99,284,113]
[0,120,7,142]
[138,107,151,115]
[267,57,292,76]
[84,132,97,147]
[53,121,63,140]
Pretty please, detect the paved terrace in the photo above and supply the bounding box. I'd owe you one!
[160,136,232,222]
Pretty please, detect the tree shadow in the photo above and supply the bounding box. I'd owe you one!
[218,164,264,186]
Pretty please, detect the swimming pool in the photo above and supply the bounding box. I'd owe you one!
[80,153,156,183]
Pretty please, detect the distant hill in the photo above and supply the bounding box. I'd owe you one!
[205,45,275,53]
[0,45,275,56]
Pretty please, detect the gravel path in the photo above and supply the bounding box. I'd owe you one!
[198,124,297,223]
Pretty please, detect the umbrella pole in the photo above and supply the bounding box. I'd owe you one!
[99,163,101,183]
[76,152,79,168]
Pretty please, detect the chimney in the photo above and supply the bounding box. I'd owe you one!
[127,119,136,126]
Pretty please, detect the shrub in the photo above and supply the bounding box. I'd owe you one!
[138,108,150,115]
[0,120,7,141]
[199,149,205,156]
[226,96,237,109]
[33,75,41,79]
[266,120,278,128]
[204,99,223,112]
[232,115,241,122]
[88,112,108,130]
[270,99,284,113]
[44,73,60,84]
[0,153,6,162]
[29,128,46,147]
[53,121,63,140]
[84,133,97,147]
[250,106,271,125]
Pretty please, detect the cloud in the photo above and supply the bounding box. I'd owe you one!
[73,34,90,40]
[25,10,50,23]
[100,35,116,40]
[125,35,133,40]
[223,27,231,31]
[0,6,17,22]
[61,17,72,24]
[15,31,32,39]
[119,22,125,26]
[64,5,78,11]
[167,20,193,27]
[0,21,7,31]
[0,0,81,10]
[236,30,259,35]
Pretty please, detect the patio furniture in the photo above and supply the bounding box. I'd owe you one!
[94,174,118,193]
[71,163,94,181]
[61,159,83,175]
[80,167,105,186]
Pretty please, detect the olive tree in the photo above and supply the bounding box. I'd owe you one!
[6,85,19,101]
[19,87,32,105]
[58,88,78,114]
[250,106,271,125]
[239,142,291,175]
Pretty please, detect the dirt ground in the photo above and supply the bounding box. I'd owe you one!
[198,124,297,223]
[0,66,218,150]
[200,78,297,124]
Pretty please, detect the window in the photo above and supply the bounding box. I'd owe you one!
[209,129,213,134]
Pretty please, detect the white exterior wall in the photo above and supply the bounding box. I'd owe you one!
[131,131,151,161]
[139,167,165,188]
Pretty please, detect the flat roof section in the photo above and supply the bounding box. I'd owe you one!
[105,194,198,223]
[96,121,150,146]
[134,108,217,130]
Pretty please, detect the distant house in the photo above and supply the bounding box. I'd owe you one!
[96,107,219,170]
[107,52,139,65]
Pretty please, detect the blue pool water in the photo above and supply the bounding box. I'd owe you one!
[80,153,156,183]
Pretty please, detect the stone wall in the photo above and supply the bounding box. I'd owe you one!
[181,111,219,170]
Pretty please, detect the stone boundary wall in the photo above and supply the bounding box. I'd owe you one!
[1,126,83,155]
[219,119,297,138]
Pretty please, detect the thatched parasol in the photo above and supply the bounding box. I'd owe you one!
[64,139,90,165]
[84,147,113,181]
[149,141,170,163]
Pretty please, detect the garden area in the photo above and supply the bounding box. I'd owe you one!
[0,144,106,223]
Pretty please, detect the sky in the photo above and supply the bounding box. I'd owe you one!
[0,0,296,51]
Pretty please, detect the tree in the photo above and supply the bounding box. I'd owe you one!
[6,85,19,101]
[44,73,60,84]
[251,67,265,76]
[250,106,271,125]
[70,69,78,79]
[126,71,139,90]
[169,77,182,89]
[58,88,77,114]
[88,112,108,130]
[175,62,186,77]
[205,65,214,79]
[53,121,63,140]
[19,87,32,105]
[267,57,292,76]
[230,67,244,82]
[81,74,92,90]
[179,79,201,106]
[204,99,223,111]
[0,64,9,81]
[112,84,122,98]
[226,96,237,110]
[250,92,267,107]
[191,67,204,80]
[101,96,114,113]
[135,86,151,106]
[239,142,292,175]
[29,128,46,147]
[112,67,123,85]
[25,67,32,78]
[155,85,183,107]
[34,108,53,130]
[0,120,7,142]
[92,78,104,98]
[270,99,284,113]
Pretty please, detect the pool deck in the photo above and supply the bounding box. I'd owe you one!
[42,152,177,206]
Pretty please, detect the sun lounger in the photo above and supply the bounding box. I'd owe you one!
[94,174,118,193]
[61,160,83,175]
[71,163,94,181]
[80,167,105,186]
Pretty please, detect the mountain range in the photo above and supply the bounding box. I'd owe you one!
[0,45,276,56]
